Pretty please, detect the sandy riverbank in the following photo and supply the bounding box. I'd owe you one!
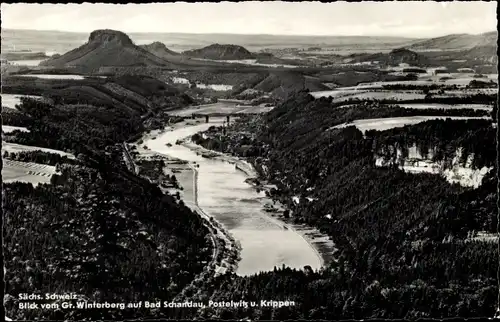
[178,138,336,268]
[133,117,329,274]
[131,118,241,278]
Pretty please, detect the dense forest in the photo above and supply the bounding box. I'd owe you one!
[3,150,79,166]
[190,90,498,319]
[3,71,498,319]
[3,84,213,320]
[192,95,493,158]
[329,91,497,108]
[6,97,144,153]
[2,105,35,127]
[381,83,462,91]
[4,161,213,320]
[381,79,497,91]
[3,25,498,321]
[136,159,181,190]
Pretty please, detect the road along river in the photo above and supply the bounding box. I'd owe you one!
[141,119,323,276]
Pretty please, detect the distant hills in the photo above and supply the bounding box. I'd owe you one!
[409,31,497,51]
[457,45,498,64]
[345,48,430,67]
[1,51,50,61]
[40,30,172,71]
[38,30,269,72]
[182,44,256,60]
[29,29,498,75]
[3,28,497,53]
[139,42,180,59]
[385,48,430,66]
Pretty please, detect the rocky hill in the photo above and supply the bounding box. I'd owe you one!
[252,71,329,98]
[139,42,180,59]
[386,48,431,66]
[2,73,193,117]
[39,29,171,72]
[349,48,430,67]
[182,44,255,60]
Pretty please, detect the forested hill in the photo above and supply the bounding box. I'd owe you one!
[189,91,498,320]
[182,44,255,60]
[140,42,181,58]
[408,31,497,51]
[251,92,496,240]
[2,74,194,142]
[348,48,430,67]
[3,87,211,320]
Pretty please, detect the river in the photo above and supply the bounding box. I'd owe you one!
[143,121,323,276]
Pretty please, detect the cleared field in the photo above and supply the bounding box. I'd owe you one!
[2,125,30,133]
[330,91,426,103]
[196,84,233,91]
[314,73,498,94]
[321,88,496,102]
[467,232,499,243]
[433,88,498,97]
[170,76,233,91]
[172,76,190,84]
[311,74,497,102]
[170,102,272,116]
[311,88,370,98]
[1,94,42,109]
[2,141,76,158]
[2,159,56,186]
[357,81,431,89]
[192,58,301,68]
[9,59,44,66]
[235,105,274,114]
[417,73,498,85]
[15,74,105,80]
[397,103,493,111]
[331,116,490,133]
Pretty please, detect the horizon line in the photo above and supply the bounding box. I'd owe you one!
[2,27,497,39]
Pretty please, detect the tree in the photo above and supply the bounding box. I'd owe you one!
[50,174,59,186]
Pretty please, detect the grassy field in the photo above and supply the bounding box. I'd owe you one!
[2,159,56,186]
[330,91,426,103]
[169,101,273,116]
[2,125,30,133]
[2,141,75,158]
[331,116,491,133]
[1,94,42,109]
[397,103,493,111]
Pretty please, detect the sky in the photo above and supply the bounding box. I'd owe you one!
[0,2,497,38]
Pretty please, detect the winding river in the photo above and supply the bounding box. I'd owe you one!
[143,120,323,276]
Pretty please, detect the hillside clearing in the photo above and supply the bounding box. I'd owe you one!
[330,116,491,133]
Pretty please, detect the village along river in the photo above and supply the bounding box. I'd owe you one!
[143,120,323,276]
